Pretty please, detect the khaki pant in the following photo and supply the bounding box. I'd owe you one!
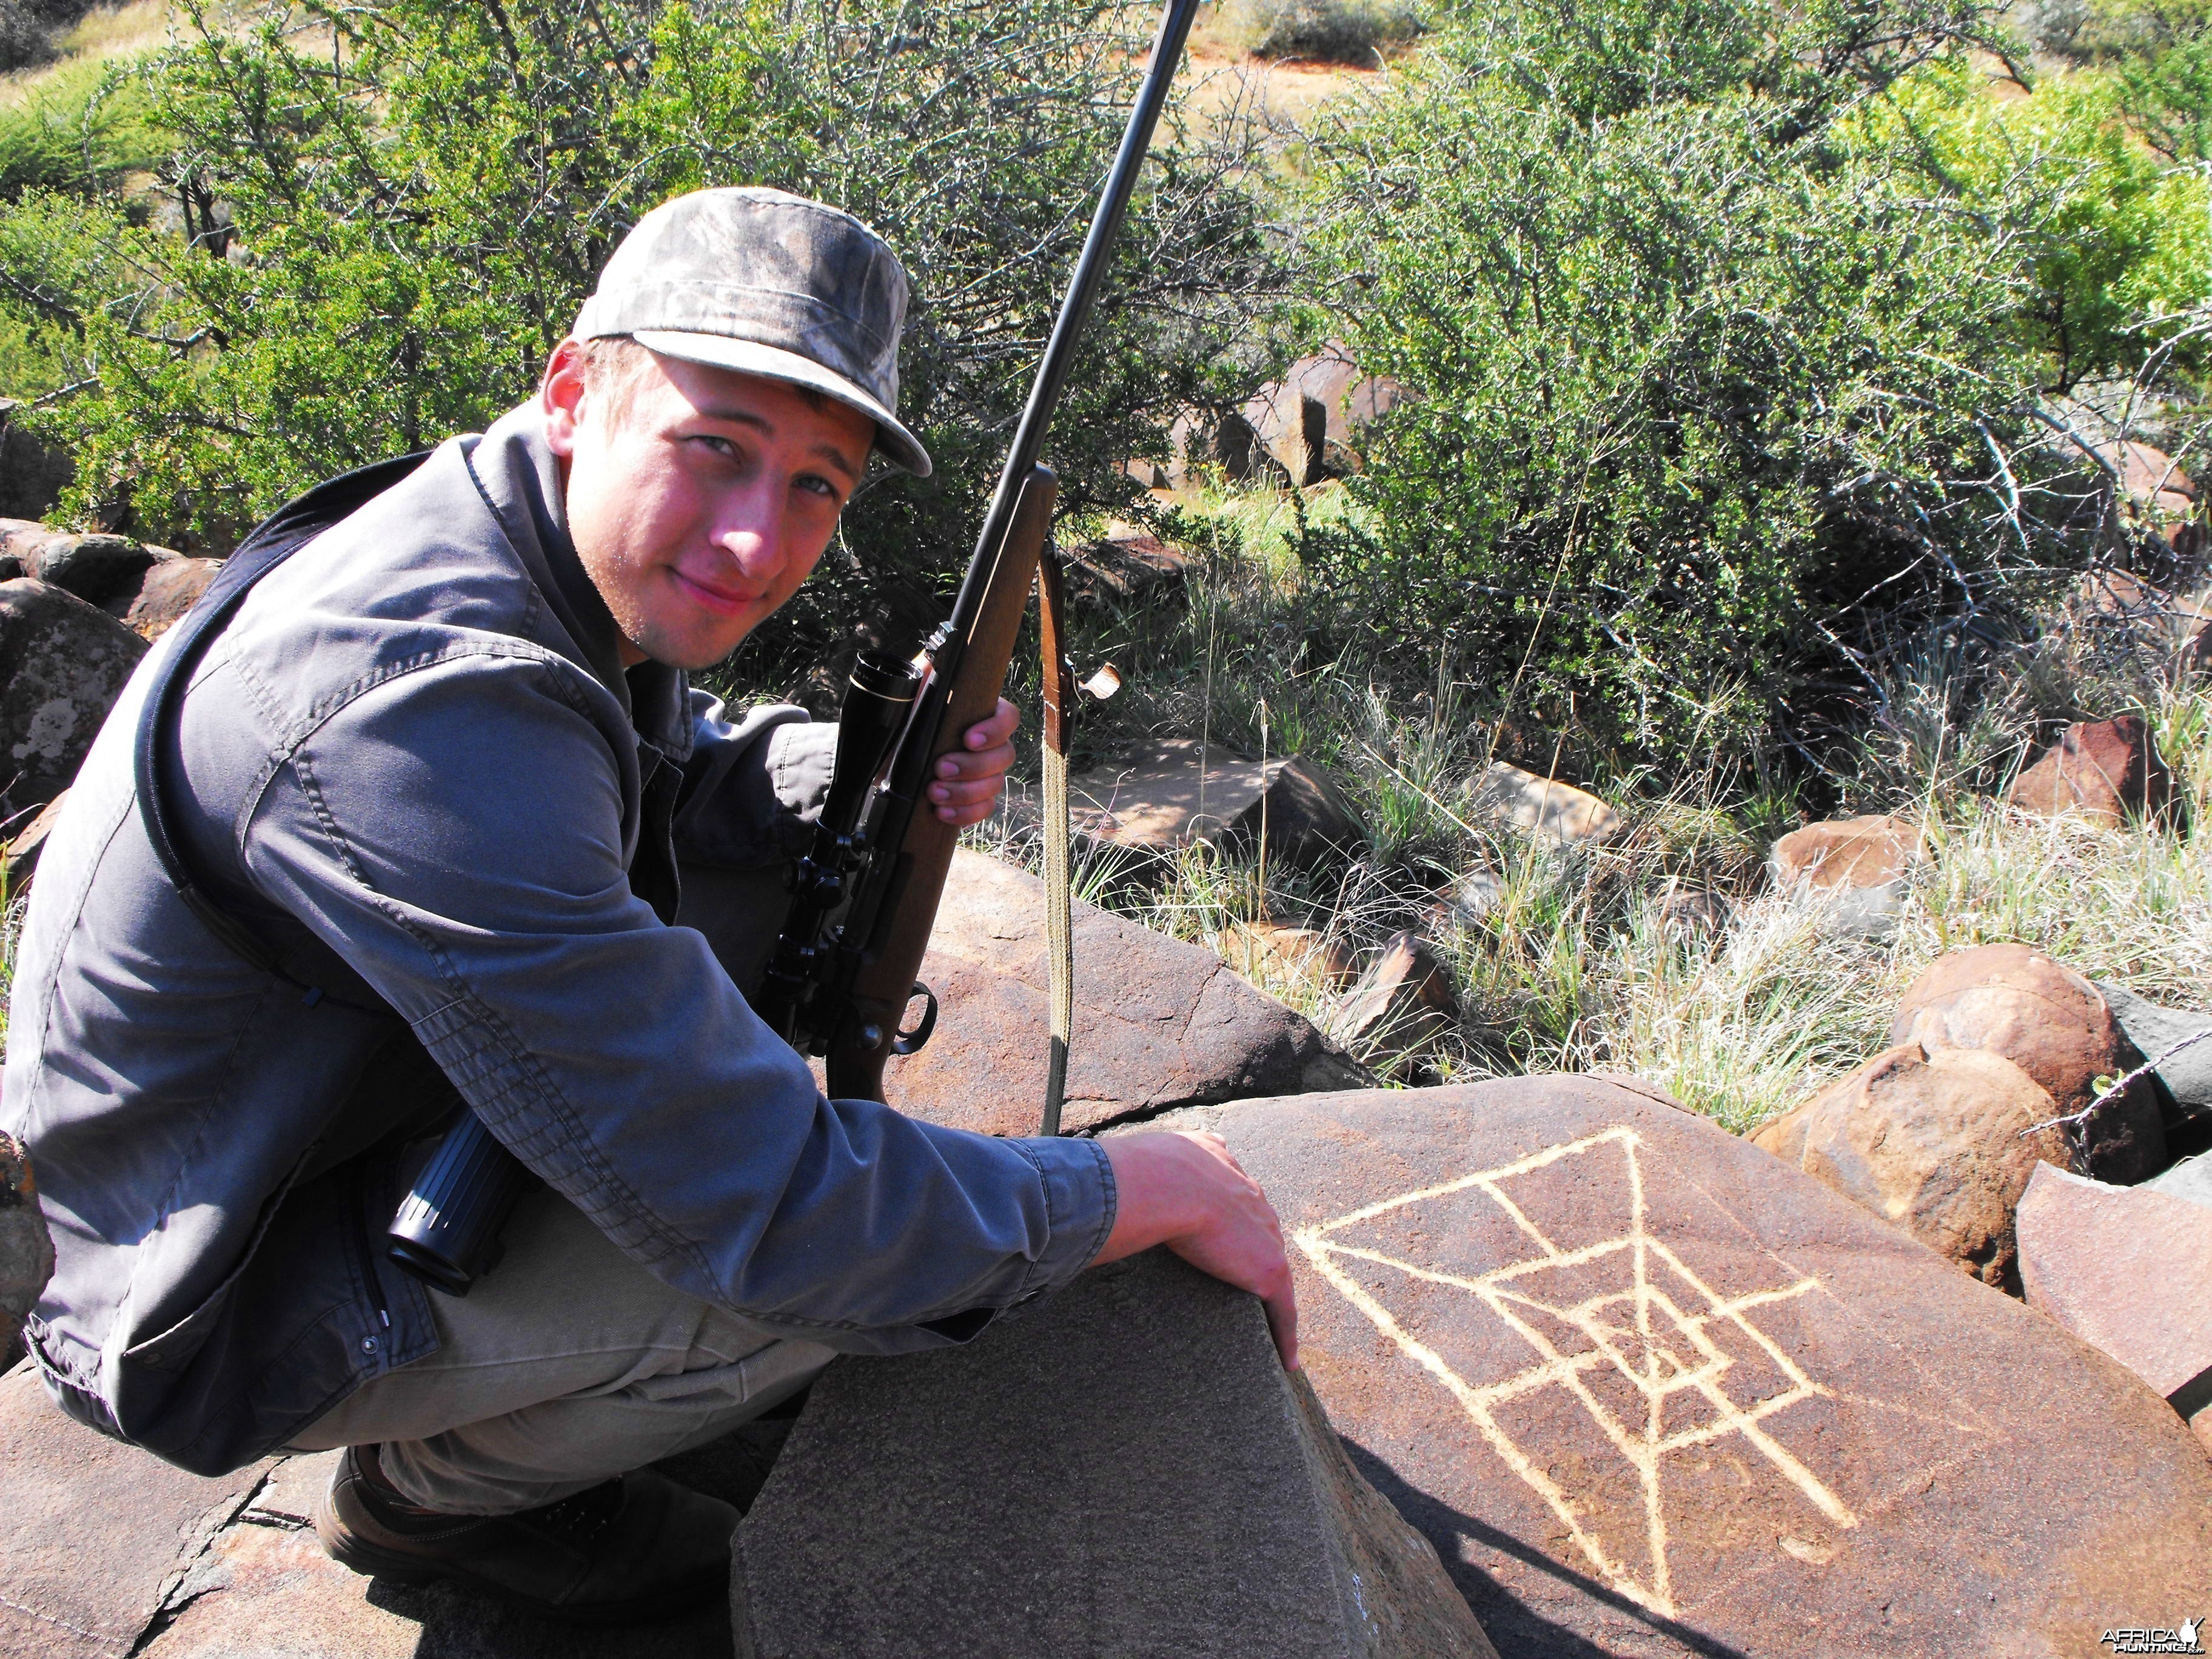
[291,1169,835,1515]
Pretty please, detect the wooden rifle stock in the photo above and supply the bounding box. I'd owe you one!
[823,467,1056,1102]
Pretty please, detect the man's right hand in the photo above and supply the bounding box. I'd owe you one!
[1090,1131,1299,1369]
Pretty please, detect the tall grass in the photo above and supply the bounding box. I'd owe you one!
[978,481,2212,1132]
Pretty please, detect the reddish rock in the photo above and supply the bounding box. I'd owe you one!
[1219,919,1358,991]
[0,517,52,560]
[119,557,222,639]
[2,786,67,893]
[1184,1077,2212,1657]
[2008,714,2177,827]
[1891,943,2163,1182]
[2017,1164,2212,1453]
[1341,930,1457,1071]
[1748,1099,1809,1161]
[883,851,1367,1136]
[1467,761,1620,847]
[1062,526,1188,608]
[732,1250,1495,1659]
[2103,439,2199,520]
[1757,1042,2070,1287]
[1768,814,1922,937]
[0,578,149,823]
[0,1369,748,1657]
[1242,344,1407,484]
[0,1366,275,1659]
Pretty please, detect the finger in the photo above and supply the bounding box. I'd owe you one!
[929,775,1006,809]
[937,740,1017,782]
[962,697,1020,751]
[934,797,1002,828]
[1181,1130,1253,1178]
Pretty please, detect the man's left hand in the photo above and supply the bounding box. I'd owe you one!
[929,697,1020,826]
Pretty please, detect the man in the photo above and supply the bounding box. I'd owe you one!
[2,188,1295,1624]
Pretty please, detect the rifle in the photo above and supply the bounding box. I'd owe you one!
[388,0,1200,1294]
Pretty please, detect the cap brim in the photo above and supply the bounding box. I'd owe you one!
[629,330,932,478]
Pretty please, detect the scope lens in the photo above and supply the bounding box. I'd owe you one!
[850,648,925,701]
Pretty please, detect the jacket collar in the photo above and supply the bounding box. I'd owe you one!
[466,402,694,763]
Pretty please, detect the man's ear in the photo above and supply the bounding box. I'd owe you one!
[541,337,589,458]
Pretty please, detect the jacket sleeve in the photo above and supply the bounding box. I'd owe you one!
[236,652,1115,1351]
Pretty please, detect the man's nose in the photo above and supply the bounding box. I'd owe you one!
[714,484,794,576]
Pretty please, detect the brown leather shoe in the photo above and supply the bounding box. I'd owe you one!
[315,1444,739,1624]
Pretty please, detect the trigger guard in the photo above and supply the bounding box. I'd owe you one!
[892,982,938,1056]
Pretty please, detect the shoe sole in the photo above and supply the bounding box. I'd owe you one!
[315,1480,726,1626]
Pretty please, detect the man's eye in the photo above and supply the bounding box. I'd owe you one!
[694,435,739,459]
[796,474,839,500]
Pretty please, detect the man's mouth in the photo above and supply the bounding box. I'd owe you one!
[671,569,766,617]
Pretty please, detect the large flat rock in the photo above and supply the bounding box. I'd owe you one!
[884,850,1367,1135]
[0,1364,272,1658]
[0,1361,774,1658]
[1008,737,1364,869]
[731,1248,1495,1658]
[2017,1163,2212,1446]
[1179,1078,2212,1659]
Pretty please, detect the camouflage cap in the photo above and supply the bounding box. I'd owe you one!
[575,187,931,477]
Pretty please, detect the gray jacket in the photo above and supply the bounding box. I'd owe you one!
[2,404,1114,1475]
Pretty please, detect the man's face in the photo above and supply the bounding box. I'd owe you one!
[543,341,874,670]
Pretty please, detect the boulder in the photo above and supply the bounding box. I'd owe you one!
[1167,407,1285,488]
[2096,979,2212,1121]
[1754,1041,2070,1287]
[2017,1163,2212,1449]
[1036,738,1365,870]
[2,785,68,893]
[1466,761,1620,847]
[0,517,50,560]
[1219,919,1358,992]
[883,850,1369,1136]
[1242,346,1407,485]
[1768,814,1922,939]
[1748,1098,1809,1161]
[0,1364,762,1658]
[28,532,158,609]
[1062,526,1188,608]
[2007,714,2177,827]
[2103,439,2199,521]
[1341,930,1457,1071]
[0,578,149,824]
[119,557,223,640]
[0,1365,277,1659]
[1891,943,2164,1182]
[1181,1078,2212,1657]
[0,1131,53,1374]
[730,1248,1496,1659]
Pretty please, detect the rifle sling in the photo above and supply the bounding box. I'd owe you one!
[1036,540,1077,1136]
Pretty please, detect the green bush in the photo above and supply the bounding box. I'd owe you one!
[1213,0,1424,64]
[0,0,1282,665]
[1288,0,2205,769]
